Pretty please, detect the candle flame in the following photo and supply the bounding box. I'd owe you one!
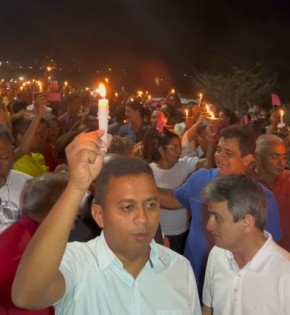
[280,110,284,117]
[171,89,175,94]
[98,83,106,98]
[185,109,189,117]
[47,66,52,72]
[38,81,43,92]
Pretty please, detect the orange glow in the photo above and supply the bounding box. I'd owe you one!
[98,83,106,98]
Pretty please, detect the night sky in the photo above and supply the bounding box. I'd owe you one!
[1,0,290,94]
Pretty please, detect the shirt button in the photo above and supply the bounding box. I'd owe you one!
[234,288,238,293]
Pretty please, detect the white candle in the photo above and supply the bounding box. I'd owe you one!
[38,81,43,92]
[98,83,109,142]
[198,93,203,106]
[185,109,189,122]
[280,110,284,124]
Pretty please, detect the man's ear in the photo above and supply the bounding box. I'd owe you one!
[243,214,255,232]
[243,153,254,168]
[91,204,104,228]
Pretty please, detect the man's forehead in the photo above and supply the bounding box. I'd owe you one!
[108,173,156,185]
[218,137,239,148]
[270,143,287,153]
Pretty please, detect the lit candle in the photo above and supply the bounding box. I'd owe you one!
[98,83,109,142]
[38,81,43,92]
[198,93,203,107]
[185,109,189,122]
[171,89,175,94]
[209,111,219,121]
[280,110,284,124]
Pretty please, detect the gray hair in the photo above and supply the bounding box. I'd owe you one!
[202,174,266,230]
[21,173,68,216]
[256,134,284,155]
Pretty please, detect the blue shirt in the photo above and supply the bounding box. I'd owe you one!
[118,122,149,143]
[173,168,281,296]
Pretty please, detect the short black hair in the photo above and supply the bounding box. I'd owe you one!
[94,156,154,207]
[107,136,135,156]
[125,100,146,118]
[220,125,256,156]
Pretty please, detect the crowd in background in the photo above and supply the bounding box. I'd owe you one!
[1,78,290,314]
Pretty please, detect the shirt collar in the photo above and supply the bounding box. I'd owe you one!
[246,232,275,272]
[91,231,168,271]
[224,231,273,272]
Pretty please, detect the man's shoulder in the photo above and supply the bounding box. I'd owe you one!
[186,168,219,185]
[10,169,33,181]
[154,243,192,269]
[118,123,132,135]
[267,239,290,264]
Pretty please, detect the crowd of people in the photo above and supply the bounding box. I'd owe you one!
[0,79,290,314]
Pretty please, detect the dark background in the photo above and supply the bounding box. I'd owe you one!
[1,0,290,97]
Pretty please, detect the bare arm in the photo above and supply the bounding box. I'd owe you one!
[12,130,109,309]
[0,102,11,129]
[195,120,218,169]
[184,111,207,143]
[158,187,183,209]
[13,94,47,161]
[202,305,213,315]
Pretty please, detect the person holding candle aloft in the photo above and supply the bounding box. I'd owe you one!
[267,108,288,135]
[12,130,202,315]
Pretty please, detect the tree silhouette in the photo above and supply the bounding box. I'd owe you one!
[194,65,277,113]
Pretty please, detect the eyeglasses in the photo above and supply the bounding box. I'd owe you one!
[164,145,183,152]
[0,200,20,233]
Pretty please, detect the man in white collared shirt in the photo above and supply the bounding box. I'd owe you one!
[202,174,290,315]
[12,130,201,315]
